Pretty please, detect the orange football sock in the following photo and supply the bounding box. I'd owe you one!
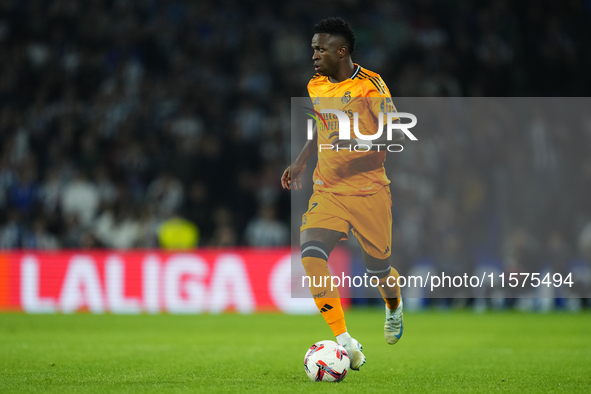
[377,267,401,310]
[302,256,347,336]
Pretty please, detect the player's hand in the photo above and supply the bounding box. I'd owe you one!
[328,131,354,150]
[281,162,306,191]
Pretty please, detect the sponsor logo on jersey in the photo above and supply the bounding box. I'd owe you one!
[381,97,394,113]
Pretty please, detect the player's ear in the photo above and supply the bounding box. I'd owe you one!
[338,46,347,58]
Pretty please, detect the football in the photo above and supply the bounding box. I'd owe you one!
[303,340,350,382]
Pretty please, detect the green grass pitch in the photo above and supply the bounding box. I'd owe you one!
[1,309,590,393]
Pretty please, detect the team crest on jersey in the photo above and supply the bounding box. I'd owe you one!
[381,97,394,113]
[313,96,320,105]
[341,91,351,104]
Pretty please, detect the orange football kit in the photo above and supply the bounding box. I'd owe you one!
[299,64,401,339]
[301,64,395,260]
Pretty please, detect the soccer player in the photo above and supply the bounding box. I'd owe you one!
[281,17,404,370]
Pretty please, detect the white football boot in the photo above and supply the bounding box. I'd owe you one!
[384,299,404,345]
[340,337,366,370]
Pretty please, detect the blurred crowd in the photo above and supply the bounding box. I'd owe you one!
[0,0,590,297]
[379,98,591,308]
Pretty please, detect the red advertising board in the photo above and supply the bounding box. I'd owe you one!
[0,248,350,313]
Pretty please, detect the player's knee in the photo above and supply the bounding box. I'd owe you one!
[301,240,330,263]
[365,259,391,279]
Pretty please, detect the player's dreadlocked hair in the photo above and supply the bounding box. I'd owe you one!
[314,17,356,55]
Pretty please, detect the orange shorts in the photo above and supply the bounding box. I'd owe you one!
[300,186,392,259]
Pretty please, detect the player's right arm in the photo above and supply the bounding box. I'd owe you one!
[281,123,317,191]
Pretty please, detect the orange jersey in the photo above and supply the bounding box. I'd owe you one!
[307,64,395,196]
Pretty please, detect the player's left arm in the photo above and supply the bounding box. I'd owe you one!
[365,77,404,148]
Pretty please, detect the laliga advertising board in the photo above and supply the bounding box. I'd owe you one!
[0,249,350,314]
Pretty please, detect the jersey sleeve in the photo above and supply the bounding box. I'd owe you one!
[364,76,398,120]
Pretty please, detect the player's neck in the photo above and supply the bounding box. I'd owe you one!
[328,60,356,83]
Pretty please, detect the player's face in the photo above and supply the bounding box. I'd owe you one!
[311,33,344,77]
